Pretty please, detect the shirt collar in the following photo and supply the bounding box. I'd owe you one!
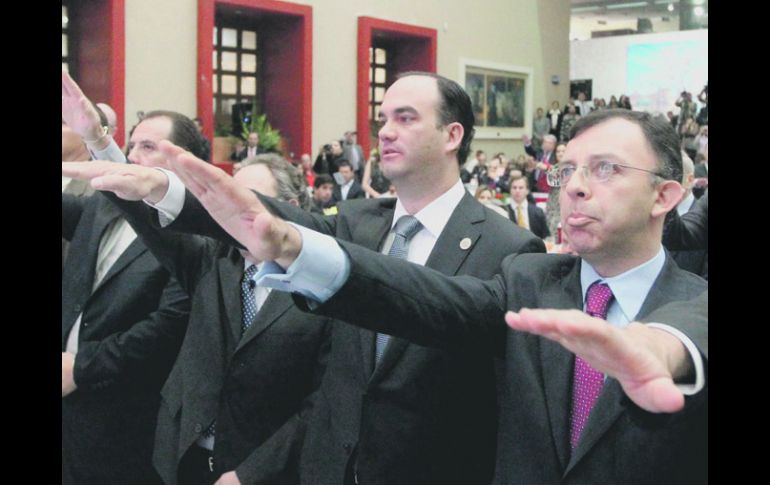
[243,259,264,274]
[677,191,695,215]
[580,246,666,321]
[392,179,465,238]
[509,198,528,209]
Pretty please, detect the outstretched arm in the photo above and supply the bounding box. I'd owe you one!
[62,161,170,203]
[504,291,707,414]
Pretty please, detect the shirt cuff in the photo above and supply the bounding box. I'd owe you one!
[645,323,706,395]
[142,168,186,226]
[255,223,350,303]
[87,138,127,164]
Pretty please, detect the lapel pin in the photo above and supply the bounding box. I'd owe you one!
[459,237,472,250]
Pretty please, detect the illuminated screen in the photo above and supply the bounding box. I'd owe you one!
[627,40,708,114]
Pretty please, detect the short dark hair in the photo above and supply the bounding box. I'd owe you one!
[509,175,529,189]
[314,173,334,189]
[336,159,352,170]
[397,71,475,166]
[142,110,208,161]
[569,108,682,183]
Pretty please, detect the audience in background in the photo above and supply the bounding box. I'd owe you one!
[361,148,392,198]
[342,130,365,180]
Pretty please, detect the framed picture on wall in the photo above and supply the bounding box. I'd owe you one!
[460,59,533,139]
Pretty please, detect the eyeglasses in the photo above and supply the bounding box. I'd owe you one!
[546,160,664,188]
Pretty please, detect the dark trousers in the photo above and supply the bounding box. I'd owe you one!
[178,444,218,485]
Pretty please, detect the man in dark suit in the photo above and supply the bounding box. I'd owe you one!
[62,72,332,484]
[159,109,707,485]
[668,154,707,279]
[524,133,557,193]
[74,159,331,485]
[331,160,365,204]
[61,72,197,485]
[506,175,549,239]
[74,72,546,485]
[236,131,264,161]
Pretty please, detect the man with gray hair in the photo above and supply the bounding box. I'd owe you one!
[237,153,308,210]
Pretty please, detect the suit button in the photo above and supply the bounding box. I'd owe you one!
[73,304,81,313]
[82,322,89,328]
[343,443,352,453]
[194,424,203,433]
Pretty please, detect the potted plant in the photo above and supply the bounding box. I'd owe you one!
[241,113,283,154]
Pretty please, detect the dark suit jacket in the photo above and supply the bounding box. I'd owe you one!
[331,180,365,204]
[170,189,546,485]
[306,245,708,485]
[61,193,190,485]
[664,190,708,280]
[524,144,555,193]
[507,202,550,239]
[694,162,708,179]
[236,146,265,161]
[101,194,332,485]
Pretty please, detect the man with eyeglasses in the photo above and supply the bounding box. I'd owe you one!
[106,108,707,484]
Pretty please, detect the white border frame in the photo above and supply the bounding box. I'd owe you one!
[459,58,533,140]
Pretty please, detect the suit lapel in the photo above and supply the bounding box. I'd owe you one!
[539,259,584,471]
[235,291,293,353]
[356,201,396,379]
[351,200,395,250]
[372,195,484,379]
[89,198,148,293]
[219,251,246,344]
[423,192,483,276]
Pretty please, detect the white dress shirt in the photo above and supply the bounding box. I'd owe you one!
[677,192,696,216]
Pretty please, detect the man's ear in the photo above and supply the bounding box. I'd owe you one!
[444,122,464,155]
[651,180,684,218]
[288,198,300,207]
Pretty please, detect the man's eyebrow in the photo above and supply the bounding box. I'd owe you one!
[393,106,418,116]
[378,106,418,121]
[587,153,624,163]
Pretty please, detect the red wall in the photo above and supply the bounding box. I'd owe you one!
[198,0,312,162]
[356,17,437,155]
[74,0,125,147]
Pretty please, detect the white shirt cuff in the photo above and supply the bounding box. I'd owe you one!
[142,168,186,226]
[256,223,350,303]
[87,138,127,164]
[645,323,706,395]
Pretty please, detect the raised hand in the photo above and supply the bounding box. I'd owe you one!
[160,140,269,246]
[505,308,690,413]
[62,70,105,144]
[62,161,169,202]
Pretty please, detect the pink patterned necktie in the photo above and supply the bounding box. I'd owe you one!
[569,282,614,449]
